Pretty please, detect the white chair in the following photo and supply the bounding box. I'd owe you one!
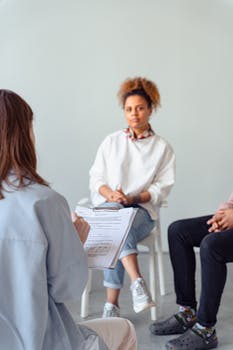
[80,203,166,321]
[137,208,166,320]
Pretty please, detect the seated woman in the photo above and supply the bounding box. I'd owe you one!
[89,77,176,317]
[0,89,137,350]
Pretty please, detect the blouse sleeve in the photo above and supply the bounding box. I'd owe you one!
[147,142,176,206]
[35,192,88,303]
[218,191,233,210]
[89,137,110,193]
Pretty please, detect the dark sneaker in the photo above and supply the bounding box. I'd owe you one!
[149,311,196,335]
[165,327,218,350]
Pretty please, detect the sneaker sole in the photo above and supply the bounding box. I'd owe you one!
[134,301,156,313]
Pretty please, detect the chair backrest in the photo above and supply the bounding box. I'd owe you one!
[77,197,92,207]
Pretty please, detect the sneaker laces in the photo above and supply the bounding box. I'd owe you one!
[132,278,146,296]
[104,308,117,317]
[102,303,120,318]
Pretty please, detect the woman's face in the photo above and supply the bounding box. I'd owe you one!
[124,95,152,135]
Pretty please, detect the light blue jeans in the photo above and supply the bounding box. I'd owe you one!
[100,202,155,289]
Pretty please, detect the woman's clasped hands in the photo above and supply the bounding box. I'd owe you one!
[106,186,135,207]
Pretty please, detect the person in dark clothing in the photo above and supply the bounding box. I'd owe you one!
[150,192,233,350]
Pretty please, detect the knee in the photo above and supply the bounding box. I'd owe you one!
[200,234,218,258]
[119,318,137,349]
[168,220,187,243]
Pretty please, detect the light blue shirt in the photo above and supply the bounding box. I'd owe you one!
[0,180,107,350]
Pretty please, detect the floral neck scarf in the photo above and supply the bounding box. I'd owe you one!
[124,124,155,141]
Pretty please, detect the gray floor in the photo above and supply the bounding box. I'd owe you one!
[66,253,233,349]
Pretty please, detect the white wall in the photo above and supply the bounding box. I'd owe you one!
[1,0,233,250]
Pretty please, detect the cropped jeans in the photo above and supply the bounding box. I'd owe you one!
[100,202,155,289]
[168,215,233,327]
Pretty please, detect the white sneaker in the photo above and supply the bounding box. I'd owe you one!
[102,302,120,318]
[130,277,155,313]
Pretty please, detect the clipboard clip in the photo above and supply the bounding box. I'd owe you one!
[93,206,120,211]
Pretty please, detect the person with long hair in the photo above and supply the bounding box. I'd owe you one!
[0,89,137,350]
[89,77,175,317]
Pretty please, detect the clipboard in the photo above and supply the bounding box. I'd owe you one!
[75,205,137,269]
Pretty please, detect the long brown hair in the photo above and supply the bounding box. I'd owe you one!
[0,89,48,199]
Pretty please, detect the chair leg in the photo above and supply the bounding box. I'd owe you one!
[81,270,92,318]
[149,246,157,321]
[156,234,166,296]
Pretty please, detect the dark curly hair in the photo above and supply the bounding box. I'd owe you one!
[117,77,161,110]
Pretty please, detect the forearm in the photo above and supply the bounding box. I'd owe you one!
[99,185,113,200]
[99,185,125,203]
[99,186,151,205]
[123,191,151,206]
[218,191,233,210]
[132,191,151,204]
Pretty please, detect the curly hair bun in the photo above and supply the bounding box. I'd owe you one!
[118,77,161,110]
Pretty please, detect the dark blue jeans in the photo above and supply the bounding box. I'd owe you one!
[168,215,233,327]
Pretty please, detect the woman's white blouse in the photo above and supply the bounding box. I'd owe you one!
[89,130,176,219]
